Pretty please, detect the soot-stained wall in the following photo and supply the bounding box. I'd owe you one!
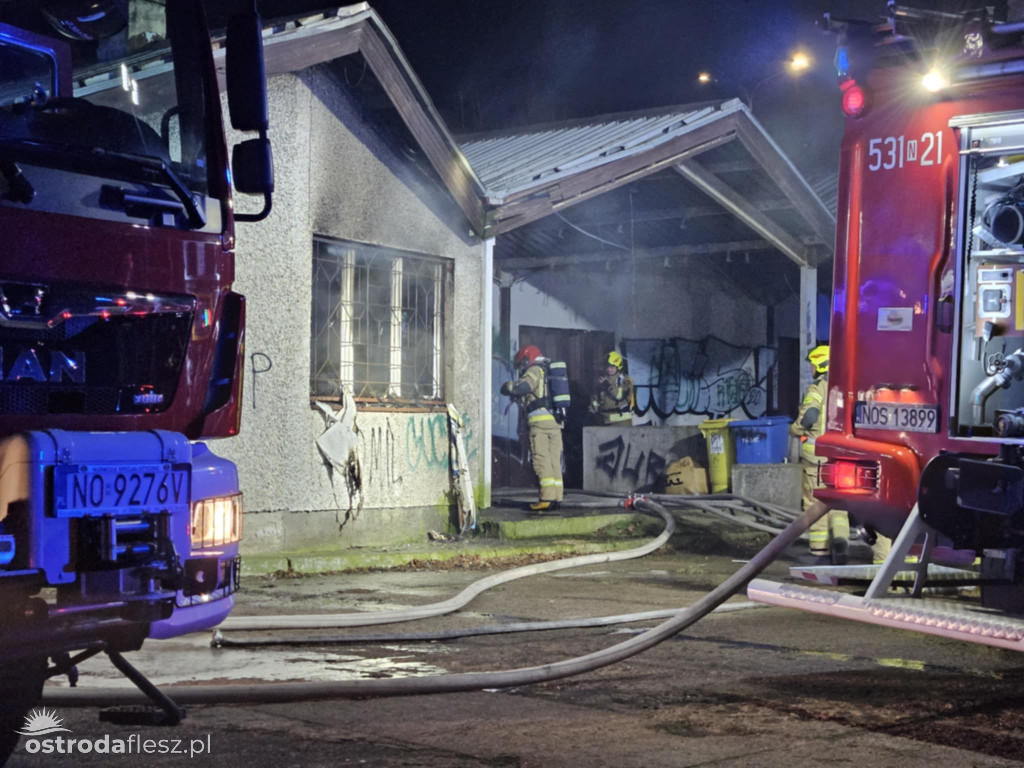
[218,68,485,553]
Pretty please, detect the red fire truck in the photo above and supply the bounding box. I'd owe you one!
[749,3,1024,649]
[0,0,272,752]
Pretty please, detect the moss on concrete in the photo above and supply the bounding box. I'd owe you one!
[239,537,653,576]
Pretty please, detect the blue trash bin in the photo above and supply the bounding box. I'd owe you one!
[728,416,792,464]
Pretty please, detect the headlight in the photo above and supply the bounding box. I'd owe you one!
[191,493,243,549]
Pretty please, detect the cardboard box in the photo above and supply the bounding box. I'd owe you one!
[665,456,709,495]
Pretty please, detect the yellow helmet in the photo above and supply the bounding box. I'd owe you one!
[607,351,623,369]
[808,345,829,375]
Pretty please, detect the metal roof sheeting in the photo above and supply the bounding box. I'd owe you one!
[460,100,745,202]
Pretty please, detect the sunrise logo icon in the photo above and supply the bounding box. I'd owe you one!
[16,708,71,737]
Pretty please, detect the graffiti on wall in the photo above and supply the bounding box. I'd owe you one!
[594,435,667,490]
[360,420,401,489]
[352,411,477,496]
[492,356,520,441]
[404,412,478,472]
[491,355,535,487]
[623,336,776,419]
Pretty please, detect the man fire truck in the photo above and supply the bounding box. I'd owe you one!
[749,3,1024,650]
[0,0,272,754]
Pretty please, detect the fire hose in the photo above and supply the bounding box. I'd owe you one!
[216,495,678,632]
[43,500,824,706]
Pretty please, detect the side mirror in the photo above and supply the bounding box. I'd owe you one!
[225,11,267,132]
[233,138,274,195]
[226,8,273,221]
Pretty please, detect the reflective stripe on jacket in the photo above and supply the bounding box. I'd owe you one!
[520,363,552,420]
[791,376,826,462]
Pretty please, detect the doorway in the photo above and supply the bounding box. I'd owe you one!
[507,326,615,489]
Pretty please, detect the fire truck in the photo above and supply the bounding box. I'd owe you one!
[0,0,272,750]
[749,3,1024,650]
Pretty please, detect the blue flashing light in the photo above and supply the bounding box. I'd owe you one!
[834,46,850,77]
[0,535,16,566]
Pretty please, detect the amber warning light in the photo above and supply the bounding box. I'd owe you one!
[840,79,867,117]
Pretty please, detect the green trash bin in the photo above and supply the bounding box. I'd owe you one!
[699,418,736,493]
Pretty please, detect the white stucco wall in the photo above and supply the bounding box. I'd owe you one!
[507,266,767,349]
[217,68,485,551]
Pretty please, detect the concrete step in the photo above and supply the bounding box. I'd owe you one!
[478,511,657,540]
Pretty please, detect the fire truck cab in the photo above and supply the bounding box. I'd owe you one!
[0,0,271,752]
[750,3,1024,649]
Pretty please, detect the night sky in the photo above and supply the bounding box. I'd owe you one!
[3,0,989,177]
[256,0,951,175]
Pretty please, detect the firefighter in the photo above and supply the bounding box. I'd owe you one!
[590,351,634,425]
[790,345,851,563]
[501,345,563,511]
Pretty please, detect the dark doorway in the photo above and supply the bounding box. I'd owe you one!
[777,336,800,419]
[514,326,616,489]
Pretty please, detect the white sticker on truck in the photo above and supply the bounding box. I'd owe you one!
[867,132,943,171]
[878,307,913,331]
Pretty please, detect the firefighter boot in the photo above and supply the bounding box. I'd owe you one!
[529,501,551,513]
[830,510,851,565]
[808,515,830,558]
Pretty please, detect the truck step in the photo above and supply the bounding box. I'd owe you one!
[789,563,979,587]
[747,578,1024,651]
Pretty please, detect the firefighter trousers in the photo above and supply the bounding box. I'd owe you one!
[528,418,564,501]
[801,457,850,554]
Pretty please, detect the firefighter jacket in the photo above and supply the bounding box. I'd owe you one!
[790,375,826,463]
[590,373,634,424]
[501,362,557,425]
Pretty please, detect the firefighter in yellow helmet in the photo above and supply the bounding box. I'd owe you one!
[501,345,563,512]
[790,345,851,563]
[590,351,635,425]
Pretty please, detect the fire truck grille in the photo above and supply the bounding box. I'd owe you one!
[0,313,192,416]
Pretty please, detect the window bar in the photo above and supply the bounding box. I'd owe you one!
[340,249,355,391]
[432,262,443,400]
[390,256,404,398]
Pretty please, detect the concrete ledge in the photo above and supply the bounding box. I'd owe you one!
[731,462,802,510]
[242,505,453,555]
[239,537,653,576]
[479,512,657,540]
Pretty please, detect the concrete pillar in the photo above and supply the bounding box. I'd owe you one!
[480,238,494,509]
[799,265,817,397]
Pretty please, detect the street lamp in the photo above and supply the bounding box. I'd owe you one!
[788,51,812,73]
[696,50,813,112]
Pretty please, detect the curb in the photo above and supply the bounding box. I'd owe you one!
[479,512,658,540]
[240,536,655,576]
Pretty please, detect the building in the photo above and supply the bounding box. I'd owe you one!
[204,5,834,552]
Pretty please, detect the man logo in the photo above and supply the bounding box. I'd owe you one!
[16,708,71,737]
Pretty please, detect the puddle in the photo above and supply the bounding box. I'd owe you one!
[45,633,449,688]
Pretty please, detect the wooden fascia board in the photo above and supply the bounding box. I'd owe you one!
[485,122,738,238]
[734,110,836,252]
[674,159,810,268]
[213,23,363,90]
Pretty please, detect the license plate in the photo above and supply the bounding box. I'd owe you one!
[854,402,939,433]
[54,464,190,517]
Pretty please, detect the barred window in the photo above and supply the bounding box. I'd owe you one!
[311,238,448,403]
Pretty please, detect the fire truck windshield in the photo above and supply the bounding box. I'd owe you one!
[0,1,219,219]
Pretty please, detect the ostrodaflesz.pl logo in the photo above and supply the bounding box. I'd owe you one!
[18,709,212,757]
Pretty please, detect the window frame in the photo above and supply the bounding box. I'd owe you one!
[310,236,451,412]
